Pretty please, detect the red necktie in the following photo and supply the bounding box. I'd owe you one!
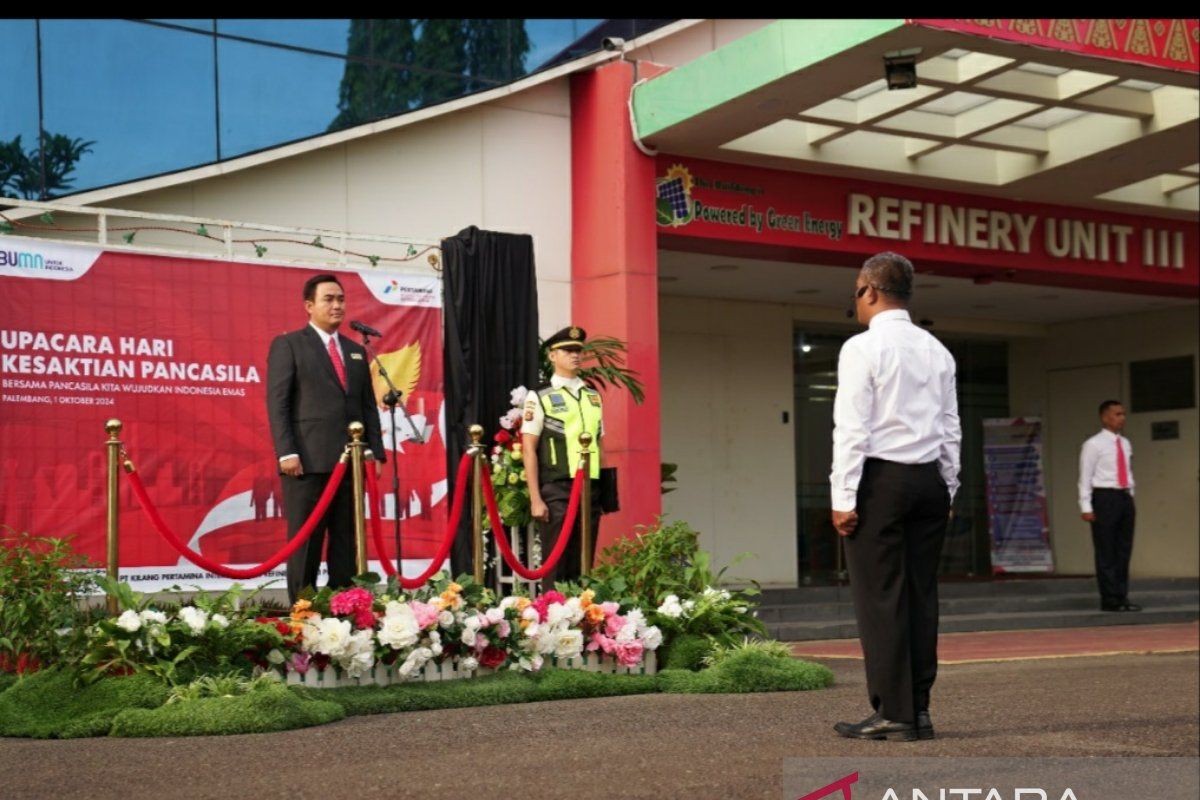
[1115,437,1129,489]
[327,336,347,391]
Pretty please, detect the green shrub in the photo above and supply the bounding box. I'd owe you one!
[0,667,168,738]
[0,673,16,696]
[0,528,97,673]
[658,649,834,694]
[702,637,795,667]
[661,633,713,671]
[110,681,343,737]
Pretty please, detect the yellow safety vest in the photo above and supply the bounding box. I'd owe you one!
[537,383,602,482]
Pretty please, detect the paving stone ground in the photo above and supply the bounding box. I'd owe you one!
[1,648,1196,800]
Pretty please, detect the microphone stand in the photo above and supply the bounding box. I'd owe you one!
[358,331,426,579]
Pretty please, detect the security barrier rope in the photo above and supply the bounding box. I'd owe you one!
[124,457,348,579]
[479,466,584,580]
[366,452,473,589]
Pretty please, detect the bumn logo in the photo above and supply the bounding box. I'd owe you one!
[798,772,859,800]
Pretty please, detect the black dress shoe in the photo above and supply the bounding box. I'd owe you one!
[916,710,935,740]
[834,712,917,741]
[1101,602,1124,612]
[1120,602,1142,612]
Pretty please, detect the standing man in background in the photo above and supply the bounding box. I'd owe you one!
[1079,400,1141,613]
[829,252,961,742]
[521,326,604,592]
[267,273,384,603]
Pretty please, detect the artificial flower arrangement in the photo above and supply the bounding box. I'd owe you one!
[251,574,663,686]
[486,385,532,529]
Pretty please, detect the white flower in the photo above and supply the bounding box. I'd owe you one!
[656,595,684,619]
[461,627,478,647]
[267,649,286,665]
[546,603,571,627]
[378,603,420,650]
[427,630,441,643]
[564,597,585,624]
[499,596,518,610]
[504,407,524,429]
[499,414,515,431]
[438,610,455,627]
[116,610,142,632]
[615,621,638,643]
[553,629,584,660]
[460,656,479,671]
[341,649,375,678]
[523,622,540,640]
[430,643,443,656]
[178,606,208,635]
[734,606,747,614]
[520,606,539,622]
[624,608,647,632]
[139,609,167,626]
[311,617,353,657]
[682,599,696,613]
[210,613,229,629]
[639,625,663,650]
[535,622,565,655]
[485,607,505,625]
[464,614,483,632]
[509,386,528,407]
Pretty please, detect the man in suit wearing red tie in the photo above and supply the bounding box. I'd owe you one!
[1079,400,1141,613]
[267,274,385,602]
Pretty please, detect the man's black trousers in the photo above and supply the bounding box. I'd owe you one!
[843,459,950,724]
[538,478,601,593]
[1089,488,1135,607]
[282,472,355,603]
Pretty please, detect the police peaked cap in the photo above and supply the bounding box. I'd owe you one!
[545,326,587,351]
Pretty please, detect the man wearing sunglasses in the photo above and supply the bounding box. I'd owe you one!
[829,251,961,742]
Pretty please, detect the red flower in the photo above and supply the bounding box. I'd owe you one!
[532,590,566,623]
[479,646,507,670]
[353,608,378,630]
[274,621,292,636]
[495,430,513,446]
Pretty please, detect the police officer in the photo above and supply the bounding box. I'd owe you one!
[521,325,603,591]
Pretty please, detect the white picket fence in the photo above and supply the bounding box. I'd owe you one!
[284,650,657,689]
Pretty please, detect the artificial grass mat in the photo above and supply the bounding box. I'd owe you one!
[0,654,833,738]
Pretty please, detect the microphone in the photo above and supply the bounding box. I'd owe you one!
[350,320,383,338]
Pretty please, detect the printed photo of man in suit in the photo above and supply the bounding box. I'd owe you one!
[267,273,385,602]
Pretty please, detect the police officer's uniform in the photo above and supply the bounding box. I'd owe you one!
[522,326,603,590]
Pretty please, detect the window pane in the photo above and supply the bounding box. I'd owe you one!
[40,20,217,195]
[218,39,345,157]
[218,19,352,55]
[148,20,214,33]
[526,19,600,74]
[0,20,40,199]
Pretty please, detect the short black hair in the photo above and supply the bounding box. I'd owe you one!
[860,252,914,301]
[1099,399,1124,415]
[303,273,342,302]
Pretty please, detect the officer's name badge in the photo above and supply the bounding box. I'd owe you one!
[349,353,364,360]
[549,393,568,410]
[588,394,601,407]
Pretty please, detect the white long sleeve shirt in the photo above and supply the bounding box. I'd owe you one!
[1078,429,1135,513]
[830,309,962,512]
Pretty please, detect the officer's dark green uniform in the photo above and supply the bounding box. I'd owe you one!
[523,326,603,590]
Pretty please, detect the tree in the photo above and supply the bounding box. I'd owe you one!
[0,132,94,200]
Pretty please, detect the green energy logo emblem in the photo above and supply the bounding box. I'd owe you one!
[656,164,695,227]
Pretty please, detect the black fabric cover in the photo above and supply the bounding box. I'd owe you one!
[441,226,540,579]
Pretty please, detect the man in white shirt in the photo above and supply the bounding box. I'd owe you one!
[1078,400,1140,613]
[830,252,961,742]
[522,326,604,591]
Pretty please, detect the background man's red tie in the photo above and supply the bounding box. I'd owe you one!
[327,336,347,391]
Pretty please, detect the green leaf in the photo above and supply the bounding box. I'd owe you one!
[0,220,13,234]
[367,255,380,267]
[407,244,417,256]
[121,231,136,244]
[195,224,208,237]
[254,244,267,258]
[311,236,324,248]
[39,211,55,225]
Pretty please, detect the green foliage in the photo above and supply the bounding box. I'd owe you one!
[0,132,94,199]
[165,671,281,705]
[702,637,795,668]
[658,650,834,694]
[660,633,713,671]
[111,680,344,737]
[538,335,646,404]
[486,429,530,528]
[0,667,168,739]
[0,673,16,695]
[661,462,679,494]
[79,579,284,685]
[0,527,98,673]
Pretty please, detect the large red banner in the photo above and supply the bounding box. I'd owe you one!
[0,236,448,591]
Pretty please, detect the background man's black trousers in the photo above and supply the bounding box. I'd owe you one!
[843,459,950,724]
[282,472,355,602]
[537,479,601,592]
[1089,488,1135,607]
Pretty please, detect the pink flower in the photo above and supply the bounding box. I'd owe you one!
[588,632,616,654]
[330,587,374,615]
[290,652,312,674]
[615,640,644,667]
[475,633,489,651]
[532,591,567,623]
[605,614,626,637]
[600,601,620,617]
[410,601,439,629]
[497,620,511,638]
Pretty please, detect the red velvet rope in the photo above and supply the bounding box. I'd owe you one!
[366,453,473,589]
[125,460,348,579]
[481,466,584,580]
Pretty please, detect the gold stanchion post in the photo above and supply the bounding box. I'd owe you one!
[104,419,122,615]
[348,421,368,576]
[469,424,484,584]
[579,431,593,577]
